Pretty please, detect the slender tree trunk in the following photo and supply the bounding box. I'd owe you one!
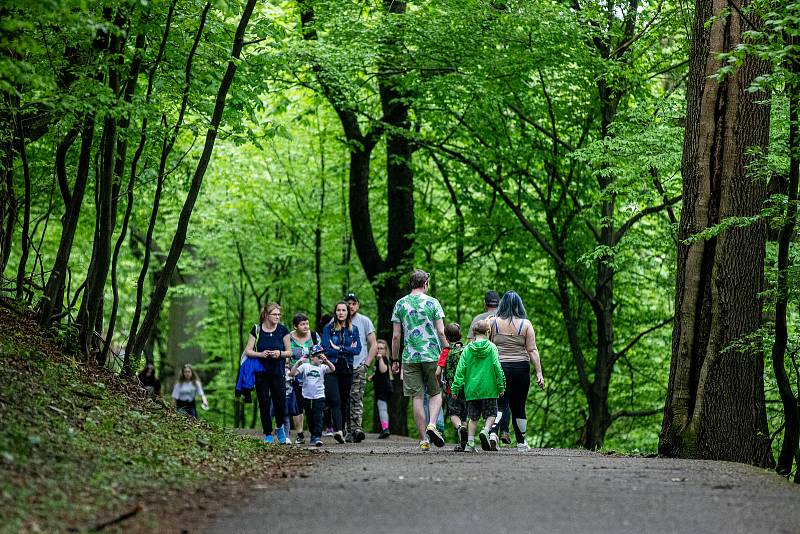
[105,31,146,372]
[39,120,95,327]
[772,42,800,476]
[14,123,31,301]
[660,0,773,465]
[127,4,208,358]
[0,147,15,276]
[128,0,257,360]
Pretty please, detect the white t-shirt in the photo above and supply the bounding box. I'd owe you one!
[350,313,375,368]
[295,363,330,400]
[172,380,204,402]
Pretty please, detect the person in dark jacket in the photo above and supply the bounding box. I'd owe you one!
[321,301,361,443]
[137,363,161,397]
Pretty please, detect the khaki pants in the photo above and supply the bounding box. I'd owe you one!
[348,364,367,433]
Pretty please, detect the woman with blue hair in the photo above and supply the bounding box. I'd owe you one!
[489,291,544,451]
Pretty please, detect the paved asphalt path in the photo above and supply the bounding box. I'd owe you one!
[206,434,800,534]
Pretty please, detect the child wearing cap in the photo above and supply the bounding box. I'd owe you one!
[290,344,336,446]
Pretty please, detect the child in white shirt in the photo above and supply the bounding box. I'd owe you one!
[290,344,335,446]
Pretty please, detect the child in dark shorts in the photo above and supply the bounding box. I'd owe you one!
[451,319,505,452]
[436,323,467,451]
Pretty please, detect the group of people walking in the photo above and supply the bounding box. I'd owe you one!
[238,294,388,446]
[239,268,545,452]
[391,270,544,452]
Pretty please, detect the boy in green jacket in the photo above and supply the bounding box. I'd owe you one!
[450,319,505,452]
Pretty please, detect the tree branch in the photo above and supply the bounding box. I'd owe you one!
[610,407,661,422]
[614,194,682,245]
[609,316,674,367]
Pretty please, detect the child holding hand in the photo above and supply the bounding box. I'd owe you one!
[450,319,505,452]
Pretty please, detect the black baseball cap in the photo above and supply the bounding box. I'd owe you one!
[484,290,500,307]
[345,293,358,303]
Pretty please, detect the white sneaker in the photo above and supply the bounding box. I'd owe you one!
[517,443,530,452]
[489,432,499,451]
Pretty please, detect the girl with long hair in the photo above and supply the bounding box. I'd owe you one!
[172,364,208,418]
[321,301,362,443]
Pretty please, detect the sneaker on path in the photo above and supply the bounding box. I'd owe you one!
[345,432,354,443]
[334,431,345,444]
[489,432,499,451]
[354,430,366,443]
[458,425,468,450]
[500,431,511,445]
[275,427,290,445]
[453,444,464,452]
[464,442,476,453]
[263,434,274,444]
[516,443,530,452]
[426,424,445,447]
[419,441,431,451]
[295,433,305,445]
[479,429,491,451]
[378,429,390,439]
[323,428,334,437]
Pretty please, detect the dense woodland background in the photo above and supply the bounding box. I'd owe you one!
[1,0,798,477]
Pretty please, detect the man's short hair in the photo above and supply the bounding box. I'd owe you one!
[484,290,500,307]
[409,269,430,289]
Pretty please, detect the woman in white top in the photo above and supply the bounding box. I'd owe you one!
[489,291,544,451]
[172,364,208,418]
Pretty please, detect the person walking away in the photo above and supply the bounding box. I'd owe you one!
[436,323,467,450]
[369,339,393,438]
[391,269,448,450]
[138,363,161,397]
[467,291,500,341]
[489,291,545,450]
[244,303,292,444]
[288,313,320,444]
[450,320,505,452]
[172,364,208,418]
[344,293,377,443]
[322,301,362,443]
[290,344,335,447]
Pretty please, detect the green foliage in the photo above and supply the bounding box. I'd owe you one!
[1,0,793,456]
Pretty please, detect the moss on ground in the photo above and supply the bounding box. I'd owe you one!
[0,306,304,533]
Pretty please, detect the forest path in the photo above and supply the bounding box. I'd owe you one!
[205,434,800,534]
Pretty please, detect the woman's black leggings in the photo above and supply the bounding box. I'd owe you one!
[493,361,530,443]
[324,366,353,432]
[255,372,285,435]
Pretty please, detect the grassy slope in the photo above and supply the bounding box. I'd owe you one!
[0,306,303,533]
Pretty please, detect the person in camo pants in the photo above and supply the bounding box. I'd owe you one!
[345,293,377,443]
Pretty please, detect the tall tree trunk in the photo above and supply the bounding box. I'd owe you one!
[772,40,800,476]
[128,0,257,360]
[660,0,773,465]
